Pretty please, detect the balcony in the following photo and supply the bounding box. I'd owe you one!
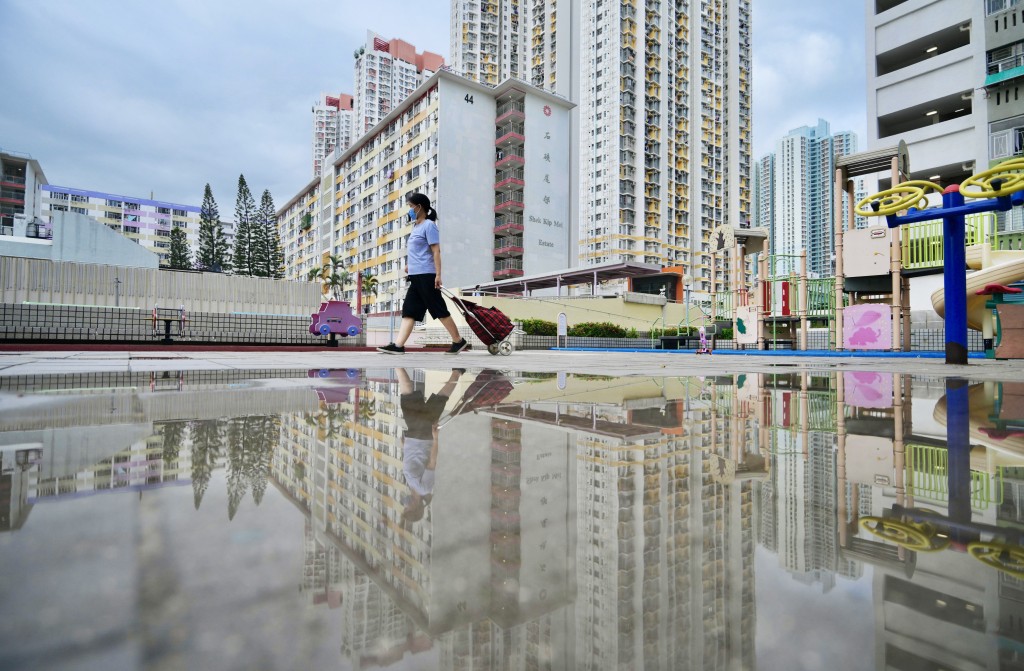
[494,191,525,213]
[495,168,525,190]
[0,174,26,187]
[496,100,526,124]
[494,235,524,257]
[496,123,526,146]
[494,258,524,278]
[495,147,525,168]
[991,124,1024,162]
[494,214,524,236]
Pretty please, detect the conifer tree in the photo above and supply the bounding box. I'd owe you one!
[256,189,284,278]
[167,226,192,269]
[232,174,257,276]
[197,184,230,272]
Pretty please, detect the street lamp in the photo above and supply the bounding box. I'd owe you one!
[682,274,693,334]
[386,283,397,345]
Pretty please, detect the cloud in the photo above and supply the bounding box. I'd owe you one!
[752,0,867,157]
[0,0,450,215]
[0,0,867,216]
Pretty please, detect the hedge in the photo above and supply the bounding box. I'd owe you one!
[520,319,557,336]
[567,321,628,338]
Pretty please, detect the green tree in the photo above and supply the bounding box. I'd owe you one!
[232,174,257,276]
[196,184,230,272]
[255,189,283,278]
[167,226,192,269]
[190,419,225,510]
[306,253,351,300]
[361,272,378,313]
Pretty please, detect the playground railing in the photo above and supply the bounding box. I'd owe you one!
[906,443,1001,510]
[901,212,994,271]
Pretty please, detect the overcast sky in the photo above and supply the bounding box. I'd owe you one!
[0,0,866,216]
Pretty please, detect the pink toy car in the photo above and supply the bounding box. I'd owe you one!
[309,301,361,337]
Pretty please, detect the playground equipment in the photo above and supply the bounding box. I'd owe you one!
[856,156,1024,363]
[835,144,914,354]
[309,300,362,337]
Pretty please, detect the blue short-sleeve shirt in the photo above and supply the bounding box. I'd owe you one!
[407,220,440,275]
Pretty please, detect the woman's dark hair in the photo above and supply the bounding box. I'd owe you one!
[406,192,438,221]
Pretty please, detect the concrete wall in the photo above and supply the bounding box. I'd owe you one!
[0,211,161,268]
[0,256,322,315]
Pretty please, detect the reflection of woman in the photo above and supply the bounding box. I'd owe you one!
[397,367,463,522]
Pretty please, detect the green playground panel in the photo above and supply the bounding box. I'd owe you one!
[906,442,1002,510]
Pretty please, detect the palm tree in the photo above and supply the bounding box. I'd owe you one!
[361,272,379,313]
[306,254,351,300]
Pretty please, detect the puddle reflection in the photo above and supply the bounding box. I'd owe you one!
[1,368,1023,669]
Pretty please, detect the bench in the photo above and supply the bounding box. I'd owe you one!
[763,339,795,350]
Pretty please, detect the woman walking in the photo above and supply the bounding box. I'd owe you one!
[377,193,469,355]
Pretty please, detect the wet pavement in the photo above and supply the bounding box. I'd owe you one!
[2,358,1024,670]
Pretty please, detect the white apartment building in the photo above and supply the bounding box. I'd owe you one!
[867,0,1024,213]
[352,31,445,138]
[0,150,47,236]
[312,93,354,178]
[39,185,201,266]
[279,70,575,313]
[454,0,752,295]
[769,121,858,277]
[754,153,774,252]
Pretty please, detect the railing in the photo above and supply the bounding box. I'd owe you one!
[495,192,524,206]
[990,127,1024,161]
[495,148,525,163]
[988,53,1024,75]
[906,443,1001,510]
[0,174,26,185]
[901,212,993,270]
[494,236,523,250]
[988,0,1022,15]
[494,258,523,272]
[495,124,525,139]
[496,100,525,116]
[496,169,525,183]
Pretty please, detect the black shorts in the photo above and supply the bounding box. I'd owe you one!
[402,274,450,321]
[401,390,449,439]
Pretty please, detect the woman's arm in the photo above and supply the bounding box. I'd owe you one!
[431,243,442,288]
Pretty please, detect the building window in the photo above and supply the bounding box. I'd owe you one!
[123,225,139,234]
[106,199,123,208]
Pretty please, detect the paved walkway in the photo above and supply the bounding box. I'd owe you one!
[1,347,1022,380]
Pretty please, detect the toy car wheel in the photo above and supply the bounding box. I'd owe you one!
[498,340,513,356]
[487,343,500,355]
[347,325,360,337]
[318,369,330,378]
[319,324,331,336]
[346,369,358,379]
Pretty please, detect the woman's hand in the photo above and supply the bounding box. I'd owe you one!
[434,275,442,289]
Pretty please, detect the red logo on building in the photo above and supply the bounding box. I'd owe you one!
[543,105,552,116]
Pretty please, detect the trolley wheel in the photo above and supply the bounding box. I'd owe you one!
[858,517,941,552]
[498,340,513,356]
[961,158,1024,199]
[318,324,331,336]
[487,343,500,355]
[968,542,1024,579]
[347,325,360,337]
[317,369,330,378]
[854,180,942,217]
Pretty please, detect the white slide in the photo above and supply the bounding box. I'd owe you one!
[931,252,1024,331]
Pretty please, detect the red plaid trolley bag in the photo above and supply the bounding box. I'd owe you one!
[440,287,517,356]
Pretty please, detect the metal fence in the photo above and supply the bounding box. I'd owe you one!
[520,328,983,352]
[0,303,360,346]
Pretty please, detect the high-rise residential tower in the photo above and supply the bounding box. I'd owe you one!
[453,0,752,294]
[352,31,445,137]
[451,0,528,86]
[754,153,775,252]
[765,120,858,278]
[312,93,354,178]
